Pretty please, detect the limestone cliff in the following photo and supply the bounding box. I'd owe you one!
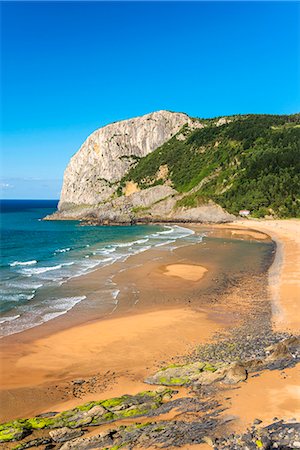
[59,110,196,211]
[46,109,237,224]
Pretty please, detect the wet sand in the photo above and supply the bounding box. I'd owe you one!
[163,263,208,281]
[237,219,300,334]
[221,365,300,431]
[209,219,300,429]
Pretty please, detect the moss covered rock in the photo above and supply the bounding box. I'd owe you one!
[146,361,247,387]
[145,361,222,386]
[0,389,175,443]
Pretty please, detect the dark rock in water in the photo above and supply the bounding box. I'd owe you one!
[49,426,84,442]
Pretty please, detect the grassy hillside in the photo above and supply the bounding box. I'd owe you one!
[121,114,300,218]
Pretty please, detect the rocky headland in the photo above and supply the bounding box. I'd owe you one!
[45,111,300,223]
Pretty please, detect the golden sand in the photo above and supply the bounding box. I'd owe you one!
[234,219,300,333]
[220,365,300,430]
[163,263,208,281]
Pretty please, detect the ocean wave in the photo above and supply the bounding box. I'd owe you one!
[157,227,174,235]
[2,292,35,302]
[7,281,43,290]
[0,314,20,324]
[149,227,174,238]
[0,296,87,337]
[21,262,74,276]
[116,238,149,248]
[173,225,195,236]
[10,260,37,267]
[95,246,117,255]
[42,295,86,322]
[54,247,71,253]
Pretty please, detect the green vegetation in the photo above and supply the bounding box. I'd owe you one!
[158,376,190,385]
[0,389,175,443]
[121,114,300,217]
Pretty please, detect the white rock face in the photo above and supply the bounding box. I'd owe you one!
[59,110,194,210]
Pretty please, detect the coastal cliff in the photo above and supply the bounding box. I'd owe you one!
[58,110,199,210]
[47,111,300,223]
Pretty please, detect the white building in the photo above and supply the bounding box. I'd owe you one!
[239,210,250,217]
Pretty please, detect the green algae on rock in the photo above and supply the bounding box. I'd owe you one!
[0,389,175,443]
[145,361,247,386]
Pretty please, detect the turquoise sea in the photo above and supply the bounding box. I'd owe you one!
[0,200,198,337]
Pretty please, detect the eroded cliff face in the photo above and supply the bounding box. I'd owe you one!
[59,110,195,211]
[49,184,234,224]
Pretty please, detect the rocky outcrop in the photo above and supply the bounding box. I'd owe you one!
[0,389,174,443]
[2,338,299,448]
[145,336,300,389]
[46,185,234,224]
[49,427,83,443]
[58,110,198,211]
[145,361,247,387]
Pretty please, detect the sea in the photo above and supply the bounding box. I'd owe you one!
[0,199,201,337]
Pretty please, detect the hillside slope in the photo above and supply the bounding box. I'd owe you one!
[48,112,300,223]
[121,114,300,218]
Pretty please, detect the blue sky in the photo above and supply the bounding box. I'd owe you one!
[1,1,299,199]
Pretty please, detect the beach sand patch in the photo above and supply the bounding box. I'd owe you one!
[163,264,208,281]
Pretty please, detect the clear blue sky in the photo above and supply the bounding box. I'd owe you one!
[1,1,299,199]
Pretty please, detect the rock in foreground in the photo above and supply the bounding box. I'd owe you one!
[0,389,175,443]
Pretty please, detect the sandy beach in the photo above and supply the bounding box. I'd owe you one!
[235,219,300,334]
[0,219,299,445]
[213,219,300,431]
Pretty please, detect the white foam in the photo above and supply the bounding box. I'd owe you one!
[157,227,174,235]
[10,260,37,267]
[112,289,120,301]
[42,311,66,321]
[1,292,35,302]
[95,247,117,255]
[0,296,87,337]
[55,247,71,253]
[42,296,86,322]
[21,264,63,275]
[173,225,195,236]
[116,238,149,248]
[155,239,176,247]
[0,314,20,324]
[21,262,74,276]
[7,281,43,290]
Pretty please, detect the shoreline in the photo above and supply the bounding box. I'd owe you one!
[0,219,299,444]
[228,219,300,334]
